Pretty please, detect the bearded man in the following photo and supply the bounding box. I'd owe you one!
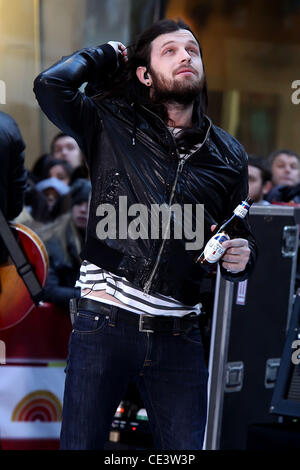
[34,19,256,450]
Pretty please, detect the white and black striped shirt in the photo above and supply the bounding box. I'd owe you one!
[75,261,202,317]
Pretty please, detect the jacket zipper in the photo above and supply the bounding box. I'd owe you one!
[141,107,212,295]
[143,153,184,294]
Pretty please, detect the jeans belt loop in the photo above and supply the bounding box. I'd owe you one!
[108,305,118,327]
[173,317,181,336]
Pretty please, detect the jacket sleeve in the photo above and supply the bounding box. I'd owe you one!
[43,265,81,310]
[7,118,27,220]
[220,147,257,282]
[33,43,118,165]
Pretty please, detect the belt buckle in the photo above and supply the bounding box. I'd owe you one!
[139,314,154,333]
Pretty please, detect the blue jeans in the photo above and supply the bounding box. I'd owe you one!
[60,303,208,450]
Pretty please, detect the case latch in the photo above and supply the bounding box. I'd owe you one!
[282,226,298,258]
[224,361,244,392]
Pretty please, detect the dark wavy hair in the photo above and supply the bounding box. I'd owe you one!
[268,149,300,167]
[248,154,271,184]
[90,18,208,123]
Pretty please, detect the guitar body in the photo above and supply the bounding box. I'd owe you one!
[0,223,48,330]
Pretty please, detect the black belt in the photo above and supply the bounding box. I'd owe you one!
[77,297,199,334]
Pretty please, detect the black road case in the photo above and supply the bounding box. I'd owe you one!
[204,204,300,450]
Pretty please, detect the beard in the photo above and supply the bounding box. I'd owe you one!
[149,67,205,105]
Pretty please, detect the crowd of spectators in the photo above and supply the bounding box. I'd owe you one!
[248,149,300,205]
[247,149,300,291]
[14,132,91,310]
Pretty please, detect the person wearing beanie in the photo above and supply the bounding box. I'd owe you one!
[35,177,70,211]
[25,176,71,223]
[70,178,91,206]
[70,179,91,238]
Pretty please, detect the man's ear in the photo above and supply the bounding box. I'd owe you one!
[262,180,273,195]
[136,66,152,86]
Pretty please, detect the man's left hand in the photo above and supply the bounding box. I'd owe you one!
[210,225,250,273]
[221,238,250,273]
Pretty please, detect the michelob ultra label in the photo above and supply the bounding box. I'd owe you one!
[233,200,250,219]
[203,232,230,263]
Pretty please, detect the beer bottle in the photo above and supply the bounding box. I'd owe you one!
[196,196,253,266]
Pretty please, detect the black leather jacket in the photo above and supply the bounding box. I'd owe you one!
[33,43,256,305]
[0,111,27,263]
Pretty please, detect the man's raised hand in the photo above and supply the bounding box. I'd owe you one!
[107,41,128,63]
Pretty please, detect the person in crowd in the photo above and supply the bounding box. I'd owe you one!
[42,159,73,185]
[266,149,300,203]
[22,154,75,225]
[0,111,27,263]
[35,177,70,212]
[263,150,300,290]
[40,178,91,309]
[268,149,300,188]
[23,177,71,224]
[51,132,83,169]
[34,18,256,450]
[248,155,272,205]
[20,153,55,226]
[51,132,89,182]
